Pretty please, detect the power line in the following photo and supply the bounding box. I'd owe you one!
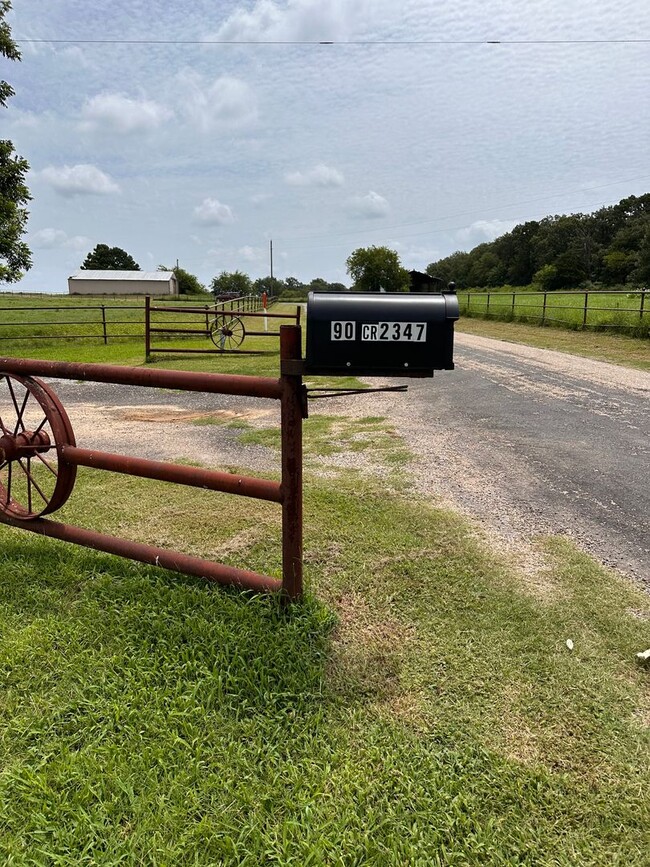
[276,173,650,245]
[16,37,650,46]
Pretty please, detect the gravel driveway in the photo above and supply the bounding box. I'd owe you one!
[43,332,649,588]
[327,333,650,588]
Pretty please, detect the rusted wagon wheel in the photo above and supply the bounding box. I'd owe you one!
[0,374,76,519]
[209,315,246,351]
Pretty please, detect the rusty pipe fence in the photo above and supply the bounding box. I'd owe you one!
[0,325,305,601]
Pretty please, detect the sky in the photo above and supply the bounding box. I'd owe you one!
[4,0,650,292]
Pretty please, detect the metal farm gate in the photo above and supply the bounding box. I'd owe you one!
[145,296,301,357]
[0,326,305,601]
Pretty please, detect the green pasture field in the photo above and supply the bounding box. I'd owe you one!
[458,288,648,338]
[0,295,302,379]
[0,329,648,862]
[0,293,282,349]
[0,293,181,345]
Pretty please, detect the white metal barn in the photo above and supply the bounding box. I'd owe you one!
[68,270,178,296]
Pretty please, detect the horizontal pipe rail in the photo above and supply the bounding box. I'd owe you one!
[150,307,294,320]
[0,513,281,593]
[147,347,274,355]
[62,446,283,503]
[149,327,209,335]
[0,357,282,400]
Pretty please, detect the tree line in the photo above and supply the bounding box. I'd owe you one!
[78,244,411,298]
[426,194,650,290]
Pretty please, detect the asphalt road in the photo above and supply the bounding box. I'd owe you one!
[392,333,650,585]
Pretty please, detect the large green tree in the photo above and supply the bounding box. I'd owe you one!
[252,276,283,296]
[426,193,650,290]
[1,1,31,283]
[81,244,140,270]
[158,264,205,295]
[210,270,252,297]
[346,246,408,292]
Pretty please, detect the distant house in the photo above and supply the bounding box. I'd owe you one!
[408,270,445,293]
[68,270,178,296]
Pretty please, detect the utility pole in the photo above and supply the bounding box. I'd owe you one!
[270,239,274,283]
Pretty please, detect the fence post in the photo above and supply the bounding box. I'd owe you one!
[280,325,304,602]
[100,305,108,345]
[511,292,515,317]
[641,289,646,320]
[583,291,589,328]
[541,292,547,324]
[144,295,151,358]
[486,293,491,315]
[204,305,210,338]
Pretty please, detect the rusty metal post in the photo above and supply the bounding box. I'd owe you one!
[101,305,108,344]
[145,295,151,358]
[280,325,304,602]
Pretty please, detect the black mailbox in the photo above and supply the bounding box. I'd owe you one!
[305,291,459,377]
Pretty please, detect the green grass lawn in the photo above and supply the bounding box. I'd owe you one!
[0,301,648,863]
[0,403,648,862]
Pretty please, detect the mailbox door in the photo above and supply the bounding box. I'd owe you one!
[305,291,459,377]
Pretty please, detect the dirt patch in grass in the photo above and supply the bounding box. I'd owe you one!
[326,591,416,702]
[627,607,650,621]
[116,406,272,424]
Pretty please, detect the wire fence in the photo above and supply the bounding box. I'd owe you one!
[458,289,648,338]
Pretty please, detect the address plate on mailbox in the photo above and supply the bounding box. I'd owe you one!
[331,321,428,342]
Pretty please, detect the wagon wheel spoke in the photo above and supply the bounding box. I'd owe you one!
[5,462,11,506]
[17,458,50,512]
[6,378,25,433]
[30,451,58,477]
[13,388,30,436]
[32,415,49,437]
[224,317,245,349]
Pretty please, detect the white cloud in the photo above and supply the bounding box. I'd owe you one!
[81,93,172,134]
[238,245,265,262]
[208,0,369,42]
[345,190,390,219]
[250,193,272,204]
[31,228,93,251]
[285,163,344,187]
[40,164,120,197]
[176,72,258,133]
[194,198,236,225]
[391,241,442,269]
[456,219,518,247]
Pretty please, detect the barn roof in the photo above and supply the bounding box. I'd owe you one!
[69,270,175,281]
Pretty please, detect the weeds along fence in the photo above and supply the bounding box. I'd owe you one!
[459,289,649,338]
[0,294,273,346]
